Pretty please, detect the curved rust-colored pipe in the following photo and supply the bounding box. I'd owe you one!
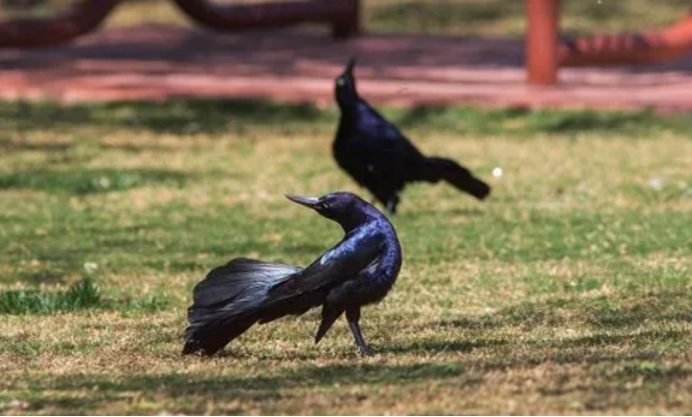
[559,11,692,66]
[171,0,359,38]
[0,0,122,48]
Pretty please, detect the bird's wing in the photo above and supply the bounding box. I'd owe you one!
[353,103,425,159]
[265,227,383,302]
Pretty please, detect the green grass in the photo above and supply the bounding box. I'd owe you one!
[0,277,167,315]
[0,168,185,195]
[0,278,101,314]
[0,99,691,414]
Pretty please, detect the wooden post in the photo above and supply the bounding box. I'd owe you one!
[526,0,560,85]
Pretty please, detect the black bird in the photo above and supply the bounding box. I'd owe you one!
[332,58,491,214]
[182,191,402,356]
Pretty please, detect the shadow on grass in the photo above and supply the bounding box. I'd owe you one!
[396,206,486,219]
[10,290,692,412]
[22,361,471,411]
[423,289,692,362]
[0,138,72,152]
[4,100,692,140]
[534,110,671,134]
[396,105,692,136]
[0,167,187,195]
[533,328,688,350]
[438,290,692,331]
[382,337,508,355]
[2,99,329,136]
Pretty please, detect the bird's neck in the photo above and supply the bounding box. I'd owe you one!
[338,105,356,120]
[378,220,403,278]
[343,213,402,278]
[337,210,378,234]
[337,93,361,117]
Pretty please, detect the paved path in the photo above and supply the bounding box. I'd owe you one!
[2,25,692,111]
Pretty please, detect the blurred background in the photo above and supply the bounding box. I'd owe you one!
[1,0,690,37]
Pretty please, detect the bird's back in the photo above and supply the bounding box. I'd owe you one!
[333,101,425,200]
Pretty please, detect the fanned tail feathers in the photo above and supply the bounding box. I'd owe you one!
[182,258,303,356]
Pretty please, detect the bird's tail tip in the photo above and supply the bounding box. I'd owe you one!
[181,327,219,356]
[181,339,201,356]
[472,182,492,200]
[424,156,492,201]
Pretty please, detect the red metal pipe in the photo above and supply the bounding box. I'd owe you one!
[171,0,359,39]
[559,11,692,66]
[0,0,121,48]
[526,0,560,85]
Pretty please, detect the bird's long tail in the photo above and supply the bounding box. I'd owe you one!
[182,258,304,356]
[421,156,491,200]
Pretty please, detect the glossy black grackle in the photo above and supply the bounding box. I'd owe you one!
[182,191,402,356]
[332,58,491,214]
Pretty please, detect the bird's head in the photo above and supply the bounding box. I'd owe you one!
[286,191,374,231]
[334,57,358,108]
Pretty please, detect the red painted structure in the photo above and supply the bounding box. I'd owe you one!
[1,0,691,85]
[0,0,120,47]
[526,0,692,84]
[0,0,359,48]
[526,0,559,85]
[170,0,359,38]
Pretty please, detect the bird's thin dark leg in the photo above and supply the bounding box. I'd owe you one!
[346,307,374,356]
[385,196,398,215]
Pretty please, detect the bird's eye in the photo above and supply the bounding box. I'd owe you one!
[336,78,345,86]
[318,202,330,210]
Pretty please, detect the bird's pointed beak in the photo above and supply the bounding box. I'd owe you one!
[285,194,320,208]
[345,56,356,74]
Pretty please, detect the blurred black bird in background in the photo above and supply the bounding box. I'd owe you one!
[332,58,491,214]
[183,191,402,356]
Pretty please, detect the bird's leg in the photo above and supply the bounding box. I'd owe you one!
[385,196,398,215]
[346,307,375,356]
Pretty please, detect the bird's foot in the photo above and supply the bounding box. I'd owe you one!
[357,345,376,356]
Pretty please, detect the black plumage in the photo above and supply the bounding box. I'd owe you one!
[332,58,491,214]
[182,191,402,356]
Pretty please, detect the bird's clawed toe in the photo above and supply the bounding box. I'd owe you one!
[357,345,376,356]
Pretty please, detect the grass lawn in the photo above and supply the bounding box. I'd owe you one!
[0,100,690,414]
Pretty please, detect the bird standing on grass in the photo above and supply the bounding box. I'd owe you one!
[332,58,491,214]
[182,191,402,356]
